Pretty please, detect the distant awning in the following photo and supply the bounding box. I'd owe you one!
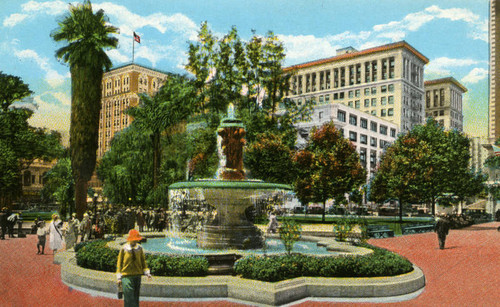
[465,200,487,211]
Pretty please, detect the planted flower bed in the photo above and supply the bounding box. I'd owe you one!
[75,240,209,277]
[233,244,413,282]
[74,240,413,282]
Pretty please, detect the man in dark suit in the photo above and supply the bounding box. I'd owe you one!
[434,215,450,249]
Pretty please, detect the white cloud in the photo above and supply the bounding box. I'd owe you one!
[461,67,488,84]
[14,48,69,87]
[51,92,71,106]
[2,0,70,27]
[3,13,28,27]
[279,34,339,65]
[106,49,129,63]
[29,94,70,136]
[370,5,487,43]
[426,57,482,75]
[21,0,69,15]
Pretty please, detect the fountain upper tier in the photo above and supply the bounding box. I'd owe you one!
[168,104,292,250]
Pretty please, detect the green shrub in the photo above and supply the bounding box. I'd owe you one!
[75,240,209,276]
[234,244,413,282]
[146,254,209,277]
[279,219,302,254]
[76,240,118,272]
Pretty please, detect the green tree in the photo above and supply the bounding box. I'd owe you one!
[370,119,484,218]
[126,75,197,195]
[0,71,33,112]
[51,0,118,218]
[97,125,153,206]
[244,131,295,184]
[0,73,64,205]
[293,122,366,221]
[41,156,74,217]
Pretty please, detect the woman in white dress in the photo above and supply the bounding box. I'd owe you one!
[49,214,64,254]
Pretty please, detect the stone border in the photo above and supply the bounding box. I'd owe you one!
[59,250,425,306]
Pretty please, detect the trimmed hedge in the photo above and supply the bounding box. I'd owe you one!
[234,244,413,282]
[75,239,209,276]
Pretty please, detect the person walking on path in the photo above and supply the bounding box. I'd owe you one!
[49,214,64,254]
[116,229,152,307]
[79,213,92,242]
[36,219,47,254]
[65,213,79,250]
[434,215,450,249]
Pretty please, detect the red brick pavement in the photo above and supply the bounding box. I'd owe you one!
[1,222,499,307]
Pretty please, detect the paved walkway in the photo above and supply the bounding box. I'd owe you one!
[0,222,498,307]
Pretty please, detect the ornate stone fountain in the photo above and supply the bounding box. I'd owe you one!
[168,104,291,249]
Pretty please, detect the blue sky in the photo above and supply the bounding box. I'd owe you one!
[0,0,490,143]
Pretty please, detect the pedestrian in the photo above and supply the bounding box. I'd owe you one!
[434,215,450,250]
[65,213,79,249]
[49,214,64,254]
[36,219,47,254]
[266,211,279,234]
[80,213,92,241]
[136,210,145,232]
[0,207,9,239]
[116,229,152,307]
[6,210,17,238]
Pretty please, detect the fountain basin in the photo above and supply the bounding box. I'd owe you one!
[169,180,292,249]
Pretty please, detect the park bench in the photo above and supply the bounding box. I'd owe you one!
[367,225,394,238]
[401,223,435,235]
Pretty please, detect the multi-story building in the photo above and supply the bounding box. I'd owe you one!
[293,103,398,180]
[89,63,169,190]
[490,0,500,142]
[283,41,429,133]
[97,63,169,158]
[20,159,57,203]
[469,136,490,173]
[424,77,467,131]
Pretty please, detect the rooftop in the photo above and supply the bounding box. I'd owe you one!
[284,41,429,72]
[424,77,468,93]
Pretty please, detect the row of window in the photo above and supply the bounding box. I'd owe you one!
[348,132,391,148]
[338,111,397,137]
[297,84,396,105]
[291,57,396,95]
[22,171,47,186]
[347,96,395,108]
[425,88,445,108]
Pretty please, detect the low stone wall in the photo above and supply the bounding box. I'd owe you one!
[59,251,425,306]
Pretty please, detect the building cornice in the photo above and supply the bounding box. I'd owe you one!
[424,77,468,93]
[284,41,429,72]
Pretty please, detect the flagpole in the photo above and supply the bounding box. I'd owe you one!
[132,35,135,63]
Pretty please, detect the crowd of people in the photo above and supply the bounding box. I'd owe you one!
[27,207,172,256]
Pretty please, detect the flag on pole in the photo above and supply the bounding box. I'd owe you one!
[492,144,500,156]
[133,32,141,43]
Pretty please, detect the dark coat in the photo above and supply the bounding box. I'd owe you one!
[434,218,449,237]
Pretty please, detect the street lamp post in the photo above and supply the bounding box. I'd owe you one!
[93,193,98,220]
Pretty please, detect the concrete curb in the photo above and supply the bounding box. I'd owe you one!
[60,251,425,306]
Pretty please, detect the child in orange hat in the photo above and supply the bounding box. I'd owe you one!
[116,229,152,306]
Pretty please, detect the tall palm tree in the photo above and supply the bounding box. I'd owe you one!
[51,0,118,219]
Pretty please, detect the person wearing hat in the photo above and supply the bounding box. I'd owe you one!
[64,213,79,249]
[434,214,450,250]
[116,229,152,306]
[36,218,47,254]
[49,214,64,254]
[79,213,92,242]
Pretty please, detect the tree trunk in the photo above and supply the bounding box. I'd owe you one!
[399,198,403,223]
[432,197,436,216]
[74,177,87,220]
[322,201,326,222]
